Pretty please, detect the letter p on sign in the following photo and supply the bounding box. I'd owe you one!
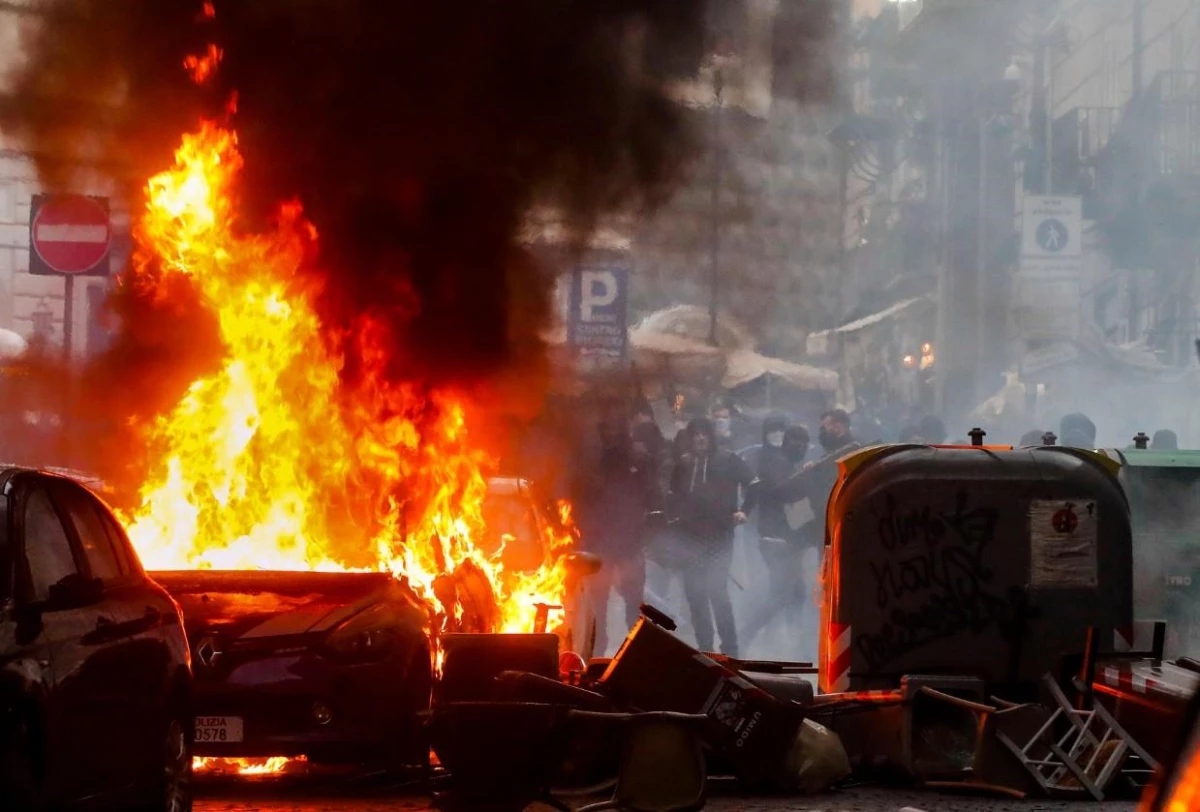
[579,271,617,322]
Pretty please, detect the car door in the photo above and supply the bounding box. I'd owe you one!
[76,485,185,774]
[14,478,101,802]
[0,472,63,804]
[48,479,158,792]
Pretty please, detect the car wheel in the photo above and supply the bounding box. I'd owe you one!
[140,713,192,812]
[0,705,47,811]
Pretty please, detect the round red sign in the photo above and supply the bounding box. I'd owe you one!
[31,195,111,274]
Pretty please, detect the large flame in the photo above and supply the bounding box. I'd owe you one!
[121,120,576,636]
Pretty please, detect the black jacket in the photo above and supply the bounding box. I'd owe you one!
[581,442,661,558]
[806,435,861,545]
[670,448,754,543]
[742,416,805,543]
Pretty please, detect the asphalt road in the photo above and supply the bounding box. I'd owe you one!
[193,783,1141,811]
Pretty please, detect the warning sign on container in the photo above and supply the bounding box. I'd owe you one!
[1029,500,1098,588]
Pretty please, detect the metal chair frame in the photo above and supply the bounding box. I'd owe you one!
[994,674,1158,801]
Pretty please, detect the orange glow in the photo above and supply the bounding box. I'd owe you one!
[183,44,223,85]
[193,756,305,776]
[120,117,576,634]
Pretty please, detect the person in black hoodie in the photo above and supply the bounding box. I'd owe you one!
[669,417,754,656]
[583,419,661,656]
[804,409,861,547]
[739,417,811,650]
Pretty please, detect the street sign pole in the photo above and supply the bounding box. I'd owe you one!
[62,275,73,366]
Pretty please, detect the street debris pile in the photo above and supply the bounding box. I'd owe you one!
[423,608,1187,811]
[423,442,1196,810]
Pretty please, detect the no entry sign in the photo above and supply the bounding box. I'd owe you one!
[29,194,112,276]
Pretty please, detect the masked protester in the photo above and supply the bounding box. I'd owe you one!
[669,418,754,656]
[583,420,660,656]
[739,420,812,652]
[643,424,692,629]
[710,401,735,449]
[805,409,860,546]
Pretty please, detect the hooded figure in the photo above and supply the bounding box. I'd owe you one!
[743,413,803,543]
[739,421,813,654]
[1060,413,1097,449]
[805,409,861,548]
[583,419,660,656]
[668,417,754,656]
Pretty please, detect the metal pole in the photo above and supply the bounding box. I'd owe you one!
[708,69,724,348]
[1133,0,1144,97]
[934,98,951,416]
[977,113,989,405]
[62,274,74,366]
[61,274,74,466]
[1044,42,1054,193]
[837,140,849,326]
[1029,40,1047,194]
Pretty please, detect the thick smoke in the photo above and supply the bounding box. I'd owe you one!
[2,0,716,387]
[1,1,838,492]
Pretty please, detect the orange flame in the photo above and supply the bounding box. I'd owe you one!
[193,756,305,776]
[183,44,223,85]
[120,119,576,637]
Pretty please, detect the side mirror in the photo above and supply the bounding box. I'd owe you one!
[46,574,103,611]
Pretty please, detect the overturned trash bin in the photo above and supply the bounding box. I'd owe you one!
[597,607,807,790]
[819,444,1133,699]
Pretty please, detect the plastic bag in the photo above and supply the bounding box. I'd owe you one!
[786,718,852,794]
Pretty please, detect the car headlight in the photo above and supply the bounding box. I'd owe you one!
[326,603,403,661]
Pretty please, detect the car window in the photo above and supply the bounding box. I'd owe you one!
[55,485,125,582]
[96,506,139,575]
[25,488,78,601]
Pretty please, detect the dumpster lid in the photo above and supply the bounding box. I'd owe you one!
[1098,449,1200,469]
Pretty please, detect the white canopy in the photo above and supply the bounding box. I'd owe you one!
[722,348,838,392]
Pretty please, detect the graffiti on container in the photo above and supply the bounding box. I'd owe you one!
[857,491,1031,671]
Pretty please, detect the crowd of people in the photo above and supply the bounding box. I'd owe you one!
[572,397,1185,661]
[575,400,871,659]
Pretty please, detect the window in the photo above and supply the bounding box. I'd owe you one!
[56,485,125,582]
[25,488,77,601]
[97,508,139,575]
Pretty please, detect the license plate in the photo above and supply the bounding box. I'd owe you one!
[195,716,244,743]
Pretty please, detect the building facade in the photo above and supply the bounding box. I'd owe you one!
[0,0,120,361]
[820,0,1200,443]
[629,0,849,358]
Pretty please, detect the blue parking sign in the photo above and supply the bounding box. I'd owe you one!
[568,266,628,359]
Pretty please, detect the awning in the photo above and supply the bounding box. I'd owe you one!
[634,305,756,351]
[806,295,933,355]
[629,328,721,356]
[722,348,838,392]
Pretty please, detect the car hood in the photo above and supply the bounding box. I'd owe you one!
[150,570,426,641]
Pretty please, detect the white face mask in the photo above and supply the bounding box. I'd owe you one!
[766,431,784,448]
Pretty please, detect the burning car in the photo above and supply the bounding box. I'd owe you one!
[151,568,432,772]
[150,476,589,774]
